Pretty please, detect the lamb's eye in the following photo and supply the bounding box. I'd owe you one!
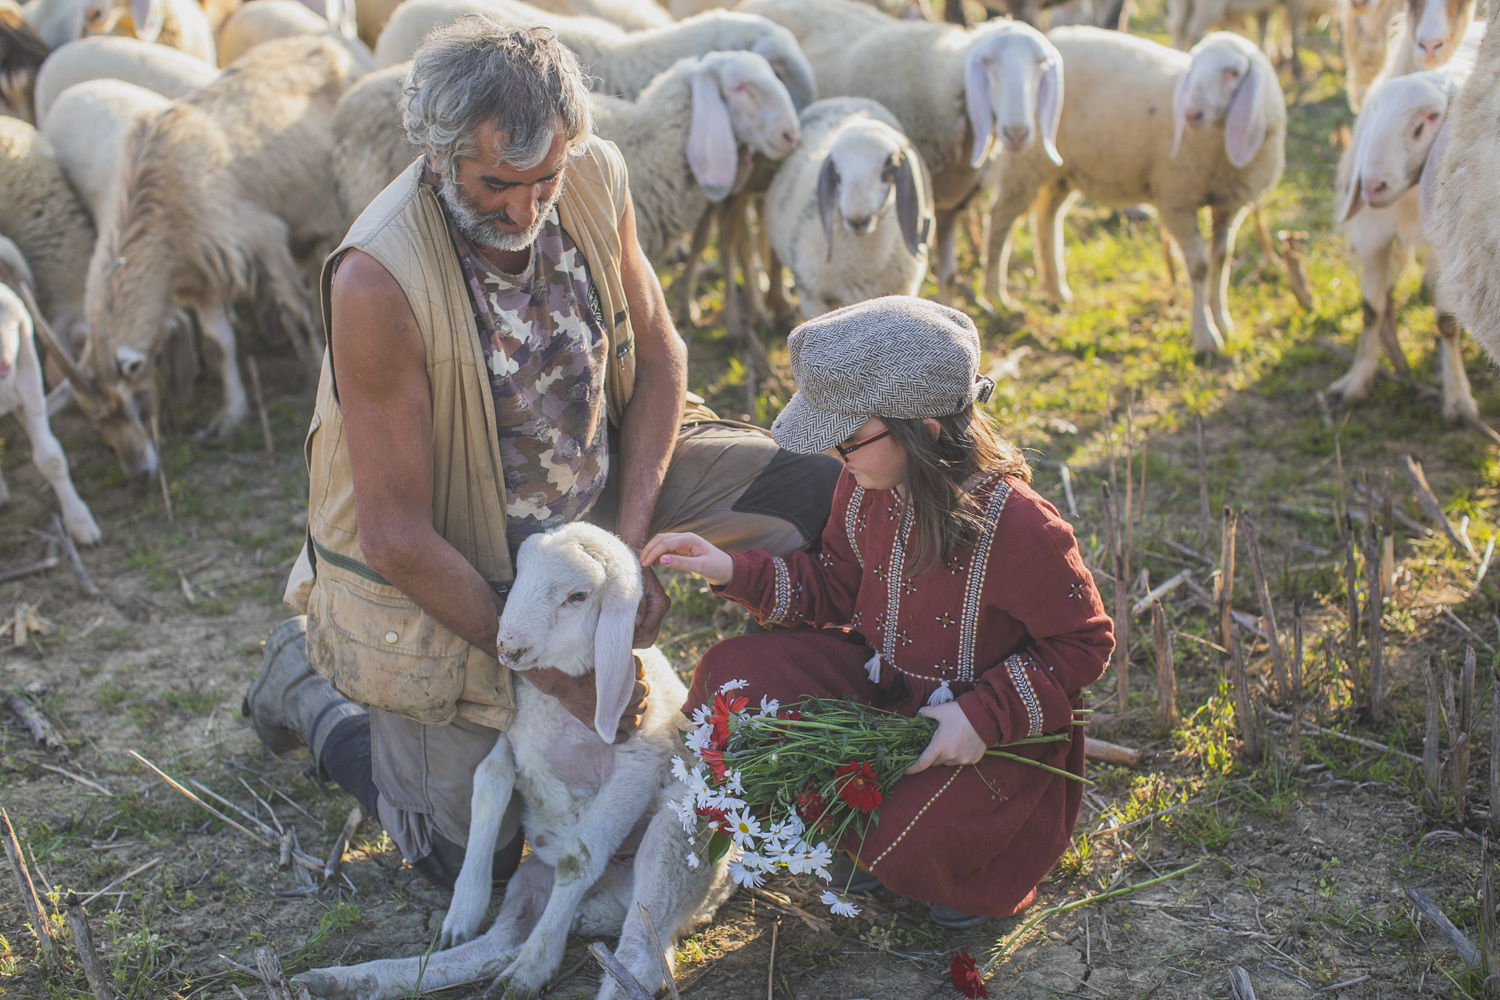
[565,590,589,604]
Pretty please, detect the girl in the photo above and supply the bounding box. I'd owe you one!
[639,296,1113,928]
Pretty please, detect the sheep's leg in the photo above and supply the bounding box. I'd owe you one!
[441,734,516,949]
[1327,242,1395,406]
[1033,179,1077,305]
[932,207,959,305]
[1207,204,1246,339]
[1159,206,1223,355]
[982,177,1036,310]
[738,193,771,332]
[673,210,715,331]
[1435,309,1479,424]
[195,301,250,440]
[257,236,325,378]
[14,332,100,545]
[764,247,792,328]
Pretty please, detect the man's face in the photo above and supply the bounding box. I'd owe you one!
[437,120,570,252]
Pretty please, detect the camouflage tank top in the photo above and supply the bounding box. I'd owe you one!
[451,207,610,555]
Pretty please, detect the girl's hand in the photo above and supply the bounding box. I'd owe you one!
[639,532,734,586]
[905,701,987,775]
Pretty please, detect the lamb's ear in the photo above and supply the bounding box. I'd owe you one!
[1338,113,1376,223]
[817,154,838,261]
[589,542,643,743]
[893,150,927,257]
[687,67,738,203]
[1418,114,1451,235]
[963,49,994,168]
[129,0,163,43]
[1170,63,1193,159]
[1037,56,1063,167]
[1223,61,1268,169]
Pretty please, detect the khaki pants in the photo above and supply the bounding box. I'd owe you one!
[369,421,841,860]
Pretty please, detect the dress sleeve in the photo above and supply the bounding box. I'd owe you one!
[713,472,865,628]
[956,484,1114,747]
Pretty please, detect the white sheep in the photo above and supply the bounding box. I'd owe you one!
[1380,0,1477,78]
[0,236,101,545]
[982,28,1285,355]
[1342,0,1403,110]
[0,0,51,123]
[294,522,732,1000]
[1165,0,1311,69]
[353,0,400,45]
[764,96,932,317]
[33,35,218,121]
[215,0,374,72]
[24,0,216,63]
[740,0,1063,303]
[1328,40,1480,420]
[672,0,929,20]
[72,34,356,481]
[40,78,170,220]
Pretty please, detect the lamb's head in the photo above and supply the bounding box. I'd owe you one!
[1338,70,1453,222]
[745,18,818,111]
[496,522,644,742]
[1407,0,1473,68]
[817,118,930,257]
[1172,32,1281,169]
[680,50,800,203]
[963,21,1062,168]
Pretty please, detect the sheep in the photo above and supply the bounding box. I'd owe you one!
[71,34,356,481]
[353,0,401,45]
[40,79,171,220]
[553,0,675,31]
[1343,0,1403,109]
[0,0,50,122]
[1165,0,1313,73]
[1381,0,1477,78]
[1427,17,1500,370]
[671,0,930,20]
[739,0,1063,303]
[980,29,1285,355]
[294,523,732,1000]
[763,97,932,317]
[373,1,816,110]
[215,0,374,73]
[33,35,218,121]
[1327,42,1480,420]
[24,0,216,63]
[0,236,101,545]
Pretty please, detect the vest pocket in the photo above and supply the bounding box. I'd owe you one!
[308,578,470,726]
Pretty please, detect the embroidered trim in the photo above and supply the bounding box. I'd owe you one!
[768,556,791,624]
[844,486,866,568]
[895,664,967,684]
[956,477,1013,682]
[870,767,961,869]
[880,503,915,672]
[1006,653,1043,738]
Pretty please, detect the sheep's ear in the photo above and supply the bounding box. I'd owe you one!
[893,150,928,257]
[1338,112,1376,224]
[17,280,95,396]
[687,68,738,203]
[817,154,838,262]
[1418,114,1451,235]
[129,0,163,42]
[1038,56,1063,167]
[591,576,641,743]
[963,49,994,168]
[1223,61,1268,169]
[1170,64,1192,159]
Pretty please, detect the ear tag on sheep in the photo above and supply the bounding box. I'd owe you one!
[129,0,164,43]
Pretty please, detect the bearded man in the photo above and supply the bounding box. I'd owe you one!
[243,18,839,888]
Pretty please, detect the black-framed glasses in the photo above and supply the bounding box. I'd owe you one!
[834,428,892,462]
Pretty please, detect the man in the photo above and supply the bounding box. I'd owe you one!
[243,18,840,888]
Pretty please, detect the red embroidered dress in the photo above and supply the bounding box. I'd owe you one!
[685,470,1113,917]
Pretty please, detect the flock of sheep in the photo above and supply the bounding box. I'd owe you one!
[0,0,1498,550]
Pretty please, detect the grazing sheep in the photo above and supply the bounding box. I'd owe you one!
[295,523,730,1000]
[215,0,374,73]
[981,29,1285,355]
[0,1,50,122]
[764,97,932,316]
[1382,0,1477,77]
[0,237,101,544]
[40,78,170,220]
[1342,0,1403,109]
[740,0,1063,303]
[24,0,216,62]
[33,35,218,121]
[74,34,356,480]
[327,62,408,219]
[1329,41,1479,419]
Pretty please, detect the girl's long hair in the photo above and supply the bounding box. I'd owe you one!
[883,406,1030,577]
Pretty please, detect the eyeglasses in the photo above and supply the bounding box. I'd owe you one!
[833,428,892,462]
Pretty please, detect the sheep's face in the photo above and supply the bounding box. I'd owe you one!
[496,525,624,676]
[1409,0,1470,68]
[964,24,1063,167]
[1347,75,1449,212]
[1176,38,1254,132]
[80,0,126,35]
[69,337,160,483]
[828,124,904,233]
[709,52,800,161]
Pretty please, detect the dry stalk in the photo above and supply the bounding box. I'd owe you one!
[1102,481,1129,712]
[1492,677,1500,839]
[1344,515,1363,705]
[1405,887,1481,969]
[765,918,778,1000]
[0,553,61,585]
[1240,513,1288,700]
[1219,506,1237,651]
[1228,628,1261,761]
[64,893,117,1000]
[1400,454,1475,557]
[4,694,55,745]
[1366,522,1384,722]
[1227,965,1257,1000]
[1,806,53,956]
[634,903,681,1000]
[1482,836,1498,999]
[589,942,654,1000]
[50,513,100,598]
[1423,657,1442,817]
[1290,602,1303,762]
[1454,648,1475,822]
[1152,601,1177,734]
[1381,471,1395,598]
[324,807,363,881]
[1196,413,1210,529]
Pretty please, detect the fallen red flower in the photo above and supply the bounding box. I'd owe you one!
[833,760,882,812]
[949,949,988,999]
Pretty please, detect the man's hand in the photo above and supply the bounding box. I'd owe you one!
[525,658,651,744]
[633,566,670,648]
[904,701,987,775]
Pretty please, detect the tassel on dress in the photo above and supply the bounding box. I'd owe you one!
[927,680,954,705]
[864,653,882,683]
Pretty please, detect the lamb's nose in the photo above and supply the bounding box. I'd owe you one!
[1365,179,1388,200]
[496,642,527,666]
[1185,109,1205,126]
[1418,38,1444,63]
[1001,125,1030,147]
[781,128,798,148]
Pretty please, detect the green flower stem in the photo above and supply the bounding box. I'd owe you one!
[984,750,1094,784]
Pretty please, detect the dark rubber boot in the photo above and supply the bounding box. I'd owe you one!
[243,616,366,766]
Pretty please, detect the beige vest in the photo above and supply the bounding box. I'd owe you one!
[285,136,637,731]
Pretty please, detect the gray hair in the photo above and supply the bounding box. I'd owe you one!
[401,16,593,170]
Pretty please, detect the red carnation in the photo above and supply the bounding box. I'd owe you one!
[795,785,830,830]
[778,708,802,721]
[693,805,730,833]
[949,949,988,999]
[833,760,882,812]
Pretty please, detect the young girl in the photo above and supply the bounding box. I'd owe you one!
[639,296,1114,928]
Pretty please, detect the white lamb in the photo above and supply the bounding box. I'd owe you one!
[982,28,1285,355]
[215,0,374,74]
[33,35,219,121]
[39,78,170,221]
[1381,0,1478,78]
[0,236,101,545]
[294,523,731,1000]
[24,0,216,63]
[740,0,1063,303]
[1327,37,1480,420]
[764,96,932,317]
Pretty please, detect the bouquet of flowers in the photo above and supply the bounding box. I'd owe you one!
[673,679,1088,917]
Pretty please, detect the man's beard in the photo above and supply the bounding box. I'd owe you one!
[438,168,563,253]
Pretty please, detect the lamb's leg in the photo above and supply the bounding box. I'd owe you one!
[932,207,959,305]
[1207,204,1246,339]
[739,194,771,332]
[1327,241,1396,405]
[296,859,552,1000]
[1033,179,1078,305]
[1159,207,1223,355]
[982,176,1037,310]
[1435,309,1479,424]
[14,333,100,545]
[195,301,249,440]
[673,209,715,331]
[257,236,325,377]
[765,247,791,328]
[441,734,516,949]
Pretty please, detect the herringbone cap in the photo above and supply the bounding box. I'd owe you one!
[771,295,991,455]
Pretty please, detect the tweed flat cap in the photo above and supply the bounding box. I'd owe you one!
[771,295,994,455]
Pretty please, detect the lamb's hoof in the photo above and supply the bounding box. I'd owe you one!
[63,508,103,547]
[493,953,558,999]
[196,406,248,443]
[1443,395,1481,425]
[1325,373,1372,409]
[438,907,485,950]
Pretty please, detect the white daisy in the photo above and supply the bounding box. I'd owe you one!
[805,842,834,879]
[685,851,701,869]
[684,726,714,754]
[690,704,713,727]
[820,890,861,918]
[729,858,766,888]
[723,769,745,794]
[758,695,781,717]
[671,756,691,784]
[726,809,763,849]
[717,678,749,694]
[739,851,771,872]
